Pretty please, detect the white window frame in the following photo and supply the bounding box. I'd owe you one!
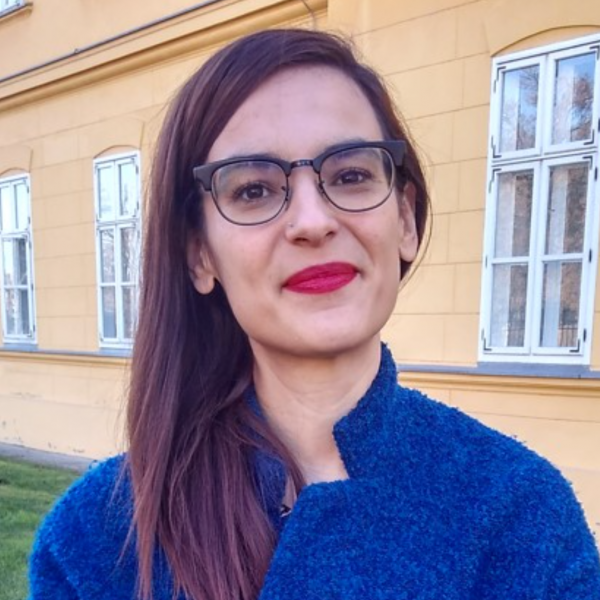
[93,152,141,349]
[0,174,36,344]
[491,56,547,162]
[0,0,23,13]
[480,34,600,364]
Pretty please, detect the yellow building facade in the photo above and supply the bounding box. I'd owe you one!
[0,0,599,538]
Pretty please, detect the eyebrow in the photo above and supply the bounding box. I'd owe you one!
[217,137,371,162]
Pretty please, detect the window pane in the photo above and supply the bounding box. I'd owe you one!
[1,238,28,286]
[122,286,136,340]
[120,227,137,283]
[97,165,115,221]
[546,164,588,255]
[101,287,117,339]
[494,170,533,258]
[3,289,18,336]
[500,65,539,152]
[16,238,27,285]
[540,261,581,348]
[2,239,14,284]
[15,180,28,230]
[490,264,528,347]
[18,238,28,285]
[0,184,16,232]
[119,161,137,217]
[552,53,595,145]
[3,288,29,336]
[19,288,30,335]
[99,229,115,283]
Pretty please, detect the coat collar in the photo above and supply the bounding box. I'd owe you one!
[247,344,400,530]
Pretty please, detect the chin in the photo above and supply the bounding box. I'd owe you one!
[285,324,382,359]
[243,302,392,359]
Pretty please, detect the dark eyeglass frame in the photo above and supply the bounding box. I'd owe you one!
[192,140,407,226]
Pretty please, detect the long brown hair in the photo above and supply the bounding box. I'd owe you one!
[127,28,430,600]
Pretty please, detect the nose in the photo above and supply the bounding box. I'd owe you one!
[283,170,339,245]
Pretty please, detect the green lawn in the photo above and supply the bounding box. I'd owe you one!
[0,457,79,600]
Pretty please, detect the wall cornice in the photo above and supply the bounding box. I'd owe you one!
[0,0,326,111]
[400,370,600,399]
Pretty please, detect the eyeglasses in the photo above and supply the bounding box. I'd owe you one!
[192,140,406,226]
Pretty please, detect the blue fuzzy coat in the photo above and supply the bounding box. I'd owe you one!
[29,347,600,599]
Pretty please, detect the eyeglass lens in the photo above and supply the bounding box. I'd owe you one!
[212,146,396,225]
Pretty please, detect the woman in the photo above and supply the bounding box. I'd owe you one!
[29,29,600,600]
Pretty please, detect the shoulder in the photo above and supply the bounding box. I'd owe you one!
[29,454,136,598]
[383,384,588,534]
[375,387,600,596]
[392,387,600,591]
[391,384,555,480]
[38,454,131,539]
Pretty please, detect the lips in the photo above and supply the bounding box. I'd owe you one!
[283,262,358,294]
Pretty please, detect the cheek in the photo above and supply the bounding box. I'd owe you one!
[371,218,404,292]
[206,232,276,310]
[212,263,267,338]
[381,248,402,295]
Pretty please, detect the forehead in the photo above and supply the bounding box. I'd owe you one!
[207,66,384,161]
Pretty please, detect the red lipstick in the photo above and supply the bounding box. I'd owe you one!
[284,262,357,294]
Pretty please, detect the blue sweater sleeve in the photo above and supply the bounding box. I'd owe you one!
[27,456,136,600]
[29,530,79,600]
[546,493,600,600]
[475,461,600,599]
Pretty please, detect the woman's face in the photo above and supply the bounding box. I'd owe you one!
[189,66,418,359]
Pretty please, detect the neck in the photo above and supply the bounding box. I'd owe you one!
[251,337,381,484]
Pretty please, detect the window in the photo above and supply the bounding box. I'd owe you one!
[0,175,36,343]
[0,0,23,12]
[94,153,141,348]
[481,35,600,364]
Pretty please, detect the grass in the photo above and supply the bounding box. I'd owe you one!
[0,457,79,600]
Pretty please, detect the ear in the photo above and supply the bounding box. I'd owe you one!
[397,181,419,263]
[187,233,218,295]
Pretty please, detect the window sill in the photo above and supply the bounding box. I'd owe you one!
[0,2,32,23]
[397,361,600,380]
[1,341,37,352]
[98,343,133,356]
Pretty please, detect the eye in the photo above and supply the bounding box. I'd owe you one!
[232,181,274,202]
[334,168,373,186]
[215,161,286,207]
[322,147,387,190]
[328,167,376,189]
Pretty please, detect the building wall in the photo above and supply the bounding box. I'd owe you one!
[0,352,128,456]
[327,0,600,540]
[0,0,599,538]
[0,0,327,453]
[330,0,600,369]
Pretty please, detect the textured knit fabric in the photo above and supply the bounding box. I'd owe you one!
[29,346,600,599]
